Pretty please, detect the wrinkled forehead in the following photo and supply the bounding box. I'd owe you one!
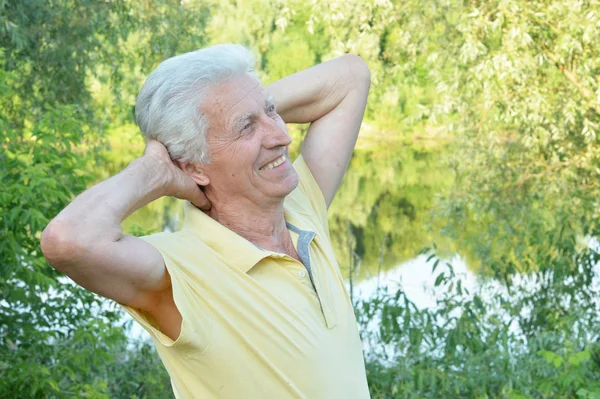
[203,74,266,129]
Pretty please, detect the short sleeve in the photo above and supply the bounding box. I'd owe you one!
[292,155,329,232]
[118,233,213,357]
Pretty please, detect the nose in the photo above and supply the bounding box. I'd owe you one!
[261,115,292,149]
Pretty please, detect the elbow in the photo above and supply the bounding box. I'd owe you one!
[40,219,83,273]
[342,54,371,89]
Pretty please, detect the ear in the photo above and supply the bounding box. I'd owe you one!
[175,160,210,187]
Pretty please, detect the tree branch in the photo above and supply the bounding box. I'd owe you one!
[542,46,600,115]
[557,64,600,115]
[510,161,568,188]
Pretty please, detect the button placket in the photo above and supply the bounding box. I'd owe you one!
[286,222,337,328]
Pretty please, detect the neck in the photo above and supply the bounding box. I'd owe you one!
[206,197,289,250]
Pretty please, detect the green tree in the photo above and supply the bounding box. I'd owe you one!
[0,0,129,393]
[423,0,600,277]
[0,0,208,396]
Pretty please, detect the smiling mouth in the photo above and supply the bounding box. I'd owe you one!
[259,154,287,170]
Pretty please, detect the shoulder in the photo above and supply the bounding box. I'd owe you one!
[286,155,329,232]
[140,230,189,252]
[140,230,182,245]
[139,230,209,271]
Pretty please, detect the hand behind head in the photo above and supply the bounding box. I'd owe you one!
[143,139,212,211]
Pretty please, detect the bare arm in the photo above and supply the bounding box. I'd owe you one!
[40,140,209,311]
[266,54,371,207]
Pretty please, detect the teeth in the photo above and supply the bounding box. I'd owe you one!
[261,155,286,170]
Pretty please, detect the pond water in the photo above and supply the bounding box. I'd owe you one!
[124,140,458,304]
[123,133,600,300]
[119,135,595,305]
[124,140,459,341]
[123,139,600,350]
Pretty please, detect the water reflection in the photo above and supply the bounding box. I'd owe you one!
[350,254,473,309]
[124,142,454,287]
[328,143,453,282]
[122,141,600,357]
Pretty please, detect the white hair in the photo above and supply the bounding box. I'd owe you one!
[135,44,259,163]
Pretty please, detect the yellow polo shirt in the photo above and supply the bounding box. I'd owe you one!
[121,155,370,399]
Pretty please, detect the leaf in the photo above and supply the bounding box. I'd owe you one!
[567,350,591,367]
[432,258,441,273]
[538,350,564,369]
[434,273,445,287]
[508,390,532,399]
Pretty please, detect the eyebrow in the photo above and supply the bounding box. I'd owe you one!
[231,96,276,130]
[265,95,275,109]
[232,112,253,129]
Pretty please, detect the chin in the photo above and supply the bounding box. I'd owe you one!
[271,173,300,200]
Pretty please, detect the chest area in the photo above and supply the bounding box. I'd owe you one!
[247,239,343,330]
[203,246,358,370]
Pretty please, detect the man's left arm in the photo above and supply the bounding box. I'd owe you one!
[266,54,371,208]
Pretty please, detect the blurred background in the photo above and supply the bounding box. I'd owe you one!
[1,0,600,397]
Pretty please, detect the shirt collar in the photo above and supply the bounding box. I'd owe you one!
[180,201,270,274]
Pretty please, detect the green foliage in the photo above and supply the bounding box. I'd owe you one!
[104,340,172,398]
[0,0,206,396]
[265,35,315,82]
[414,0,600,276]
[329,143,454,279]
[356,250,600,398]
[0,49,125,395]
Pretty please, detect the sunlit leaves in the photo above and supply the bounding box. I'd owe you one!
[356,251,600,397]
[0,1,188,396]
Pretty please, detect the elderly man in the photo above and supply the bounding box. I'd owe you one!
[41,44,371,398]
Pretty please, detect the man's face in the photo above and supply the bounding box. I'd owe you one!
[198,74,299,207]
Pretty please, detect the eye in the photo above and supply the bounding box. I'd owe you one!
[268,104,276,113]
[240,121,253,134]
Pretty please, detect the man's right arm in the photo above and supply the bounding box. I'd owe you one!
[40,140,209,312]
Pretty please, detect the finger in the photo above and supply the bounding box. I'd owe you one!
[144,138,158,152]
[186,185,212,211]
[143,140,161,158]
[144,139,171,161]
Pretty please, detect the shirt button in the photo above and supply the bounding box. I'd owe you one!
[298,270,307,278]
